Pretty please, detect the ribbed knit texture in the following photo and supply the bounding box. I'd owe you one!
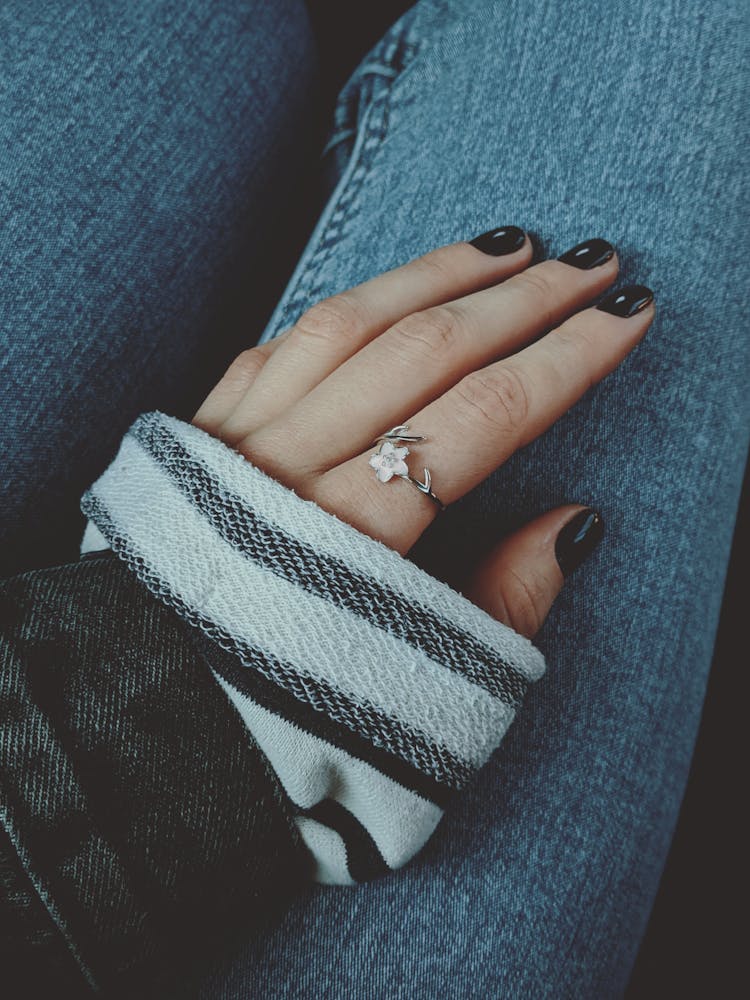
[81,412,547,884]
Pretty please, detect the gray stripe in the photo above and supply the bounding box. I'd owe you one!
[81,493,473,790]
[132,413,529,709]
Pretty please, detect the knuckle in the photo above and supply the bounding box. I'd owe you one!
[411,247,456,285]
[550,321,599,391]
[294,293,367,348]
[498,568,547,638]
[568,320,599,361]
[391,306,460,363]
[514,267,559,327]
[224,348,266,389]
[517,266,557,302]
[550,321,581,352]
[239,426,297,484]
[454,365,530,433]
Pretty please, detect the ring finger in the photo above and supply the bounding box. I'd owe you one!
[314,283,655,554]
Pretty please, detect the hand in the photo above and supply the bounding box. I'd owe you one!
[193,229,654,638]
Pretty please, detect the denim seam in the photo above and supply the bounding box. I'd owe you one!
[0,803,98,991]
[258,30,420,343]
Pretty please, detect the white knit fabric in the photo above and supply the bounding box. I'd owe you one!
[213,672,443,884]
[81,412,547,885]
[165,417,545,682]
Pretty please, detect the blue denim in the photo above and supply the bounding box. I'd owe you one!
[0,0,317,578]
[1,0,748,997]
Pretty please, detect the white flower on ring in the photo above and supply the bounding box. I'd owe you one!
[369,440,410,482]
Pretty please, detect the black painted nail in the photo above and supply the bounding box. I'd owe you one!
[555,508,604,578]
[470,226,527,256]
[526,230,547,265]
[596,284,654,318]
[557,238,615,270]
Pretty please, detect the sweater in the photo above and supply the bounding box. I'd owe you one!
[0,411,546,995]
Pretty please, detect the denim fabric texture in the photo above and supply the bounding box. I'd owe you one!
[0,0,317,579]
[0,0,747,997]
[0,824,84,994]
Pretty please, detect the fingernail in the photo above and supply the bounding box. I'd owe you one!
[555,508,604,578]
[469,226,527,256]
[596,284,654,318]
[557,238,615,270]
[526,230,547,265]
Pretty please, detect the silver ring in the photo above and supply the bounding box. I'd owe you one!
[368,424,446,511]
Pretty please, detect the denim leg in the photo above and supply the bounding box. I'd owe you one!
[0,0,316,577]
[199,1,749,997]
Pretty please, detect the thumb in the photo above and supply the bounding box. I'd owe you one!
[463,505,604,639]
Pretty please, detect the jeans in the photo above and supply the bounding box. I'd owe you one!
[1,1,747,997]
[0,0,318,578]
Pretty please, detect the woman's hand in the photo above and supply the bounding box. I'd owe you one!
[193,229,654,639]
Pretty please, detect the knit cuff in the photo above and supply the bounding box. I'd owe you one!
[81,412,546,885]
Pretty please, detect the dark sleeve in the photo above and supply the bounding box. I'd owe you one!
[0,552,311,998]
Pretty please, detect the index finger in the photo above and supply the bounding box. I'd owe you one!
[218,227,534,441]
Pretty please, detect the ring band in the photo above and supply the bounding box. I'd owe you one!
[368,424,446,511]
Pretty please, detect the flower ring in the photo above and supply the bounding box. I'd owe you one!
[369,440,410,482]
[368,424,446,511]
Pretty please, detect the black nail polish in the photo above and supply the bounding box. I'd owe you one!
[596,284,654,318]
[557,238,615,270]
[470,226,527,256]
[526,230,547,265]
[555,508,604,578]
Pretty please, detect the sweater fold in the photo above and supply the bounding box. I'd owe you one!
[81,411,547,884]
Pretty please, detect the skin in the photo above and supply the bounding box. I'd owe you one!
[193,233,654,639]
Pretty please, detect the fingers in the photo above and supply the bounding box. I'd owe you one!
[315,282,653,553]
[463,506,604,638]
[412,285,654,500]
[244,239,619,473]
[217,228,534,442]
[192,329,291,434]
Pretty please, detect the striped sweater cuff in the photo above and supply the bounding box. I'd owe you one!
[80,412,546,886]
